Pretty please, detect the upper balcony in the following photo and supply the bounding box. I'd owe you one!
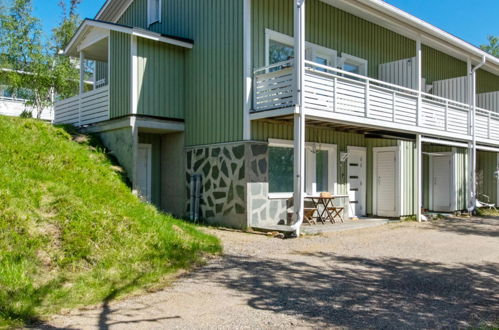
[54,19,192,127]
[252,60,499,146]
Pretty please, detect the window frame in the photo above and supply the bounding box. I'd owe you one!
[147,0,162,26]
[339,52,368,76]
[268,138,338,199]
[264,29,337,69]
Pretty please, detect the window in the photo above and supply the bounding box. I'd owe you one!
[269,146,294,193]
[265,29,337,71]
[340,53,368,76]
[147,0,161,26]
[268,139,337,196]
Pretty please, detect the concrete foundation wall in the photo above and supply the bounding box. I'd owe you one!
[98,127,134,182]
[161,133,186,217]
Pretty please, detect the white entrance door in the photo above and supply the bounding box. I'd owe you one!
[376,150,397,216]
[347,147,366,217]
[137,144,152,202]
[431,155,452,212]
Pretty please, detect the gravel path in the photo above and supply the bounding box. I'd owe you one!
[44,217,499,329]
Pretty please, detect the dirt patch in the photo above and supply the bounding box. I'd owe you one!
[44,217,499,329]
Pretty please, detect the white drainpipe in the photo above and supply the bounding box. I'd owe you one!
[469,55,486,212]
[292,0,306,236]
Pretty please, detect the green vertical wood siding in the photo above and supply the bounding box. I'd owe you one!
[477,151,498,204]
[95,61,108,85]
[422,45,467,84]
[252,0,415,78]
[109,31,131,118]
[477,68,499,94]
[137,38,185,119]
[118,0,244,146]
[138,133,162,207]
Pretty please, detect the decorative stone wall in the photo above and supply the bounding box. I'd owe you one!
[186,141,292,229]
[186,143,247,228]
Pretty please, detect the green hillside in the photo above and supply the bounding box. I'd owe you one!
[0,116,220,327]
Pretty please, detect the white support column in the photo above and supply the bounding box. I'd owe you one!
[79,51,85,94]
[130,35,138,115]
[79,51,85,126]
[243,0,252,140]
[471,70,478,212]
[415,39,422,126]
[415,134,422,222]
[131,116,139,196]
[293,0,306,236]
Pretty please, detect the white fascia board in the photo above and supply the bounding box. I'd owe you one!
[421,137,469,149]
[95,0,134,23]
[65,20,193,56]
[305,109,473,142]
[131,29,193,49]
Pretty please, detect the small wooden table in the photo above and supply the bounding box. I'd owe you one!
[306,195,349,224]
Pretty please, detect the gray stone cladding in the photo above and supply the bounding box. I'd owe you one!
[186,143,247,228]
[186,141,289,229]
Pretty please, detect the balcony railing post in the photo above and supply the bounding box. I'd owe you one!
[365,80,370,118]
[444,99,449,131]
[417,91,421,127]
[252,73,257,111]
[333,76,337,113]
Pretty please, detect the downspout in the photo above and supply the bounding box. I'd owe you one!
[469,55,486,213]
[292,0,306,236]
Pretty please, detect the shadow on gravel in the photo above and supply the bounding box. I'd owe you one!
[426,217,499,238]
[194,253,499,329]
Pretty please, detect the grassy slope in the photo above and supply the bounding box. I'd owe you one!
[0,117,220,327]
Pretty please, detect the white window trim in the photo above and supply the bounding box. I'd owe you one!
[147,0,162,26]
[339,52,368,76]
[264,28,337,68]
[267,138,338,198]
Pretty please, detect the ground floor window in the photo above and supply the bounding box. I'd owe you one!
[268,139,337,196]
[268,146,294,193]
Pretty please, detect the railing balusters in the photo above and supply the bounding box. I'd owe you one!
[392,91,396,122]
[444,99,449,132]
[488,112,491,139]
[365,80,370,118]
[333,76,338,113]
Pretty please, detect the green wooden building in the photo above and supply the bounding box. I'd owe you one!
[54,0,499,232]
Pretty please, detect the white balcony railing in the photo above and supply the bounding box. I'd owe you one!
[252,60,499,144]
[54,85,109,126]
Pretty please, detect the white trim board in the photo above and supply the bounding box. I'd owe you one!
[65,19,193,58]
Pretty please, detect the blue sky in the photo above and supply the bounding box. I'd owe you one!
[385,0,499,47]
[2,0,498,48]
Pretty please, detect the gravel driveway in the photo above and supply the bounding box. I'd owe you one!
[44,217,499,329]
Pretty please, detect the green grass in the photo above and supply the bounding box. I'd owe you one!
[476,207,499,217]
[0,116,221,328]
